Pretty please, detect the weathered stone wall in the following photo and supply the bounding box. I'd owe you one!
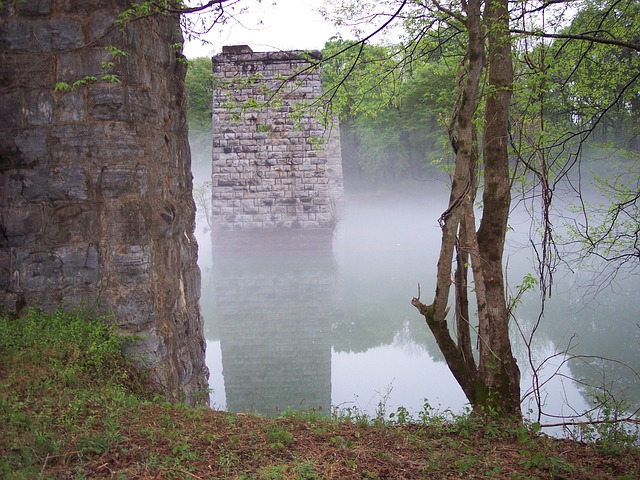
[0,0,209,404]
[211,46,344,234]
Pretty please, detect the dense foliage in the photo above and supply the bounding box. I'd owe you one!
[321,39,457,188]
[321,2,639,189]
[185,56,214,172]
[0,306,148,395]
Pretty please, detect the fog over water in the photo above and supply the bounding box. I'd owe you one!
[194,178,639,428]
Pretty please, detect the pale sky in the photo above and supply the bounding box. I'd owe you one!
[182,0,346,58]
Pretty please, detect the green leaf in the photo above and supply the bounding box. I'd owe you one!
[54,82,71,92]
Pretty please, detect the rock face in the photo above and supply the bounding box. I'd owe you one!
[211,46,344,236]
[0,0,209,404]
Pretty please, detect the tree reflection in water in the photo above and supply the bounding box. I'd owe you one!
[197,194,640,426]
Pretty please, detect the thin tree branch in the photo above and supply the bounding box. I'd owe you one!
[511,29,640,52]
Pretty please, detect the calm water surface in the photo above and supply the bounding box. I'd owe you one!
[196,192,639,427]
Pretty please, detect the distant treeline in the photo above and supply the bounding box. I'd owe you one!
[185,1,639,191]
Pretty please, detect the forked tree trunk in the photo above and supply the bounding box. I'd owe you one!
[412,0,521,419]
[412,0,483,407]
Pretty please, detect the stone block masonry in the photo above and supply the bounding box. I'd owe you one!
[0,0,208,404]
[211,46,344,237]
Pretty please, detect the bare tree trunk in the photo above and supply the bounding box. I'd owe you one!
[476,0,521,417]
[413,0,521,419]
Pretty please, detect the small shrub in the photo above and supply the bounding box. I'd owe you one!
[266,427,292,448]
[0,306,150,396]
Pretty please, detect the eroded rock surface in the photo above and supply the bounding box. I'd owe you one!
[0,0,209,404]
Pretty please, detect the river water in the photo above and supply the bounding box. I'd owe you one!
[196,191,640,430]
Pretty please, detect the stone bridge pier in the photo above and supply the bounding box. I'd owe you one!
[211,46,344,247]
[0,1,209,404]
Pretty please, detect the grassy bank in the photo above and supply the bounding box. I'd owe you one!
[1,307,638,479]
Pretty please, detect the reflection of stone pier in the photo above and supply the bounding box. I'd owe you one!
[211,243,338,415]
